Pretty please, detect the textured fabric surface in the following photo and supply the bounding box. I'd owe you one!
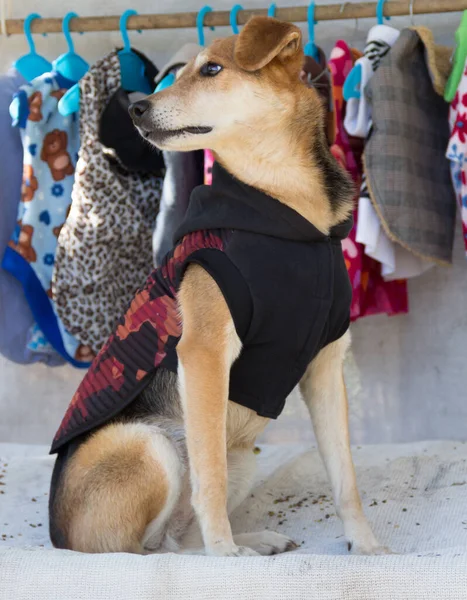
[52,51,162,356]
[1,441,467,599]
[364,28,456,266]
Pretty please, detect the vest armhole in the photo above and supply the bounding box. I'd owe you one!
[180,248,253,342]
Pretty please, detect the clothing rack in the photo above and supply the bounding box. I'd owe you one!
[5,0,467,35]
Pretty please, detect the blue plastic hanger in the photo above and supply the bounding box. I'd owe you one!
[267,4,277,17]
[376,0,391,25]
[304,2,319,60]
[52,12,89,82]
[58,83,81,116]
[154,72,176,93]
[14,14,52,81]
[60,10,152,116]
[444,11,467,102]
[118,10,152,94]
[343,0,390,101]
[230,5,243,34]
[196,5,215,47]
[155,6,215,94]
[343,63,362,101]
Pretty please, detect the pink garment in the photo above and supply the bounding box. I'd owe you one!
[204,149,214,185]
[328,41,408,320]
[446,59,467,257]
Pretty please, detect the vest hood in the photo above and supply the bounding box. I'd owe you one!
[175,162,353,244]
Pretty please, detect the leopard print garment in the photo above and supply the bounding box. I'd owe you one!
[52,52,162,355]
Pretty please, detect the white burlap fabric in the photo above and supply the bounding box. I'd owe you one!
[1,441,467,599]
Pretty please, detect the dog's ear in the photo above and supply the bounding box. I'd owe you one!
[234,16,302,72]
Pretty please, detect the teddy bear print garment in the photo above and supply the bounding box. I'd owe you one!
[2,71,91,368]
[53,51,162,355]
[0,68,64,366]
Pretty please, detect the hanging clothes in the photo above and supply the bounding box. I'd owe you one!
[344,25,433,281]
[152,44,205,265]
[363,27,456,267]
[153,149,204,265]
[204,149,214,185]
[344,25,400,138]
[446,56,467,257]
[301,47,334,145]
[301,47,331,111]
[328,40,408,320]
[52,51,163,356]
[0,68,64,366]
[1,70,87,367]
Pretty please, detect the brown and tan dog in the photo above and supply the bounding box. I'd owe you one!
[49,17,388,557]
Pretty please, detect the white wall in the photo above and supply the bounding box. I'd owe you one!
[0,0,466,446]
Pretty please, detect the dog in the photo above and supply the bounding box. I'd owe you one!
[48,16,388,557]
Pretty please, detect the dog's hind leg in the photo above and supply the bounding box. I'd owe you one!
[299,331,390,555]
[57,422,183,554]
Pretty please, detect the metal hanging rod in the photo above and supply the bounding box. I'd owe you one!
[4,0,467,35]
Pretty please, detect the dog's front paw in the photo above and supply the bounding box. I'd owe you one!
[250,531,298,556]
[348,540,394,555]
[234,531,298,556]
[346,523,394,555]
[228,545,261,557]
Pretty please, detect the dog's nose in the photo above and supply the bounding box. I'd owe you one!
[129,100,150,123]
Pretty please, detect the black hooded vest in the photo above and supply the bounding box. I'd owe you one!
[51,163,352,453]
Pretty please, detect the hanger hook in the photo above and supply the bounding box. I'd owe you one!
[409,0,415,25]
[196,6,214,47]
[267,3,276,18]
[24,13,43,54]
[62,12,79,54]
[307,2,317,46]
[376,0,390,25]
[120,9,139,52]
[230,5,243,35]
[304,2,318,58]
[340,2,358,36]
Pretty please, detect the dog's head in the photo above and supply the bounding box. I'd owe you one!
[129,17,310,152]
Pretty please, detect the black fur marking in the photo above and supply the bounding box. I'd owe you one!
[49,440,80,549]
[120,368,181,421]
[312,129,355,215]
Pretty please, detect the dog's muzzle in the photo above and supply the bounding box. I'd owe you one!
[129,100,213,143]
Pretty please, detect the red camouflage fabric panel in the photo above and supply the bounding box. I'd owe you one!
[51,229,228,452]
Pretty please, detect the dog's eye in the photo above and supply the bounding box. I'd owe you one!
[200,62,223,77]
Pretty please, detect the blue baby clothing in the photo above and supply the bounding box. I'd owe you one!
[2,71,89,368]
[0,68,64,366]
